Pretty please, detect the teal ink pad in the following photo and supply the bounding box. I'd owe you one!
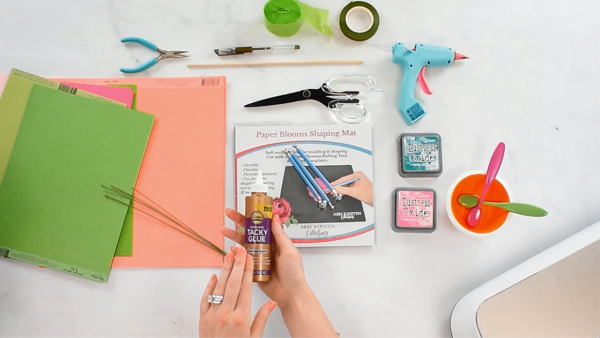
[398,133,442,177]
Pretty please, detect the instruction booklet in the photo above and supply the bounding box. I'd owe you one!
[235,124,375,247]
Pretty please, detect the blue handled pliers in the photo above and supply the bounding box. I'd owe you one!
[120,37,188,73]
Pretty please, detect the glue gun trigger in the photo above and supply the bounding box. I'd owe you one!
[417,67,432,95]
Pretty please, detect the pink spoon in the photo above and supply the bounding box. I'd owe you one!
[467,142,506,227]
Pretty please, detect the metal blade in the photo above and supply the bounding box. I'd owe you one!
[244,91,306,107]
[214,48,236,56]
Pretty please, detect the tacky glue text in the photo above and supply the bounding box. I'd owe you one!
[244,170,273,282]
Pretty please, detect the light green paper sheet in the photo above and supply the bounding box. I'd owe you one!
[0,85,154,282]
[111,84,139,257]
[0,70,134,257]
[0,69,124,185]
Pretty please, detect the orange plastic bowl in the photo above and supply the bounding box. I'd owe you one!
[446,170,513,237]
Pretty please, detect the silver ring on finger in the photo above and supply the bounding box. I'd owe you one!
[208,294,224,305]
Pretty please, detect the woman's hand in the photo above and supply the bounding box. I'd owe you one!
[330,171,373,206]
[199,246,277,338]
[221,210,339,338]
[221,211,310,309]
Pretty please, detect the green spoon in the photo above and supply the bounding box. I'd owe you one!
[458,194,548,217]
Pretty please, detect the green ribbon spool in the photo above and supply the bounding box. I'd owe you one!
[339,1,379,41]
[264,0,333,37]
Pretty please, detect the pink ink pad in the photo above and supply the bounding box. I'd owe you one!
[393,188,437,233]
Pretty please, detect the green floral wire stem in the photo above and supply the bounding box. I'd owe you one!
[102,185,226,257]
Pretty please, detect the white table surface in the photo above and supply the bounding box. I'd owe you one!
[0,0,598,337]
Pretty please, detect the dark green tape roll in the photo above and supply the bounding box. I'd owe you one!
[339,1,379,41]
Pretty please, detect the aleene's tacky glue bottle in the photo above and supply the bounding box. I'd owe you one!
[244,170,273,282]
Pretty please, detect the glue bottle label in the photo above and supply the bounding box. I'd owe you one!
[244,204,272,279]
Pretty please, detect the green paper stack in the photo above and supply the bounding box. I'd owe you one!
[0,70,154,282]
[111,84,139,257]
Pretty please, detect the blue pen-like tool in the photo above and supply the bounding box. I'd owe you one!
[289,151,333,210]
[287,150,333,209]
[321,177,360,193]
[120,37,189,73]
[293,144,343,202]
[284,150,327,210]
[290,152,334,209]
[337,177,360,186]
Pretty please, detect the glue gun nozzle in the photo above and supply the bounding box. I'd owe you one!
[455,52,469,60]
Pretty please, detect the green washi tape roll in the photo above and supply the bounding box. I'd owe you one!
[339,1,379,41]
[264,0,333,37]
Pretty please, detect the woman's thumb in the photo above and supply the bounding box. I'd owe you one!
[250,301,277,338]
[271,214,294,251]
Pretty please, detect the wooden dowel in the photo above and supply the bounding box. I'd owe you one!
[187,60,363,68]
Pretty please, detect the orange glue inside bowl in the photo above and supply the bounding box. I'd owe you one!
[450,174,510,234]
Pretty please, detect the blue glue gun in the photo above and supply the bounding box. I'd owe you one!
[392,43,468,125]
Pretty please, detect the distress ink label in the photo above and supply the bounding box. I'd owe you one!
[393,188,437,232]
[245,204,272,276]
[398,133,443,177]
[402,135,440,172]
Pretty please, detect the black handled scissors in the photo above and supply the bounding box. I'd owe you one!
[244,75,376,123]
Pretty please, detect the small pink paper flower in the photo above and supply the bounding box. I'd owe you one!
[273,197,292,223]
